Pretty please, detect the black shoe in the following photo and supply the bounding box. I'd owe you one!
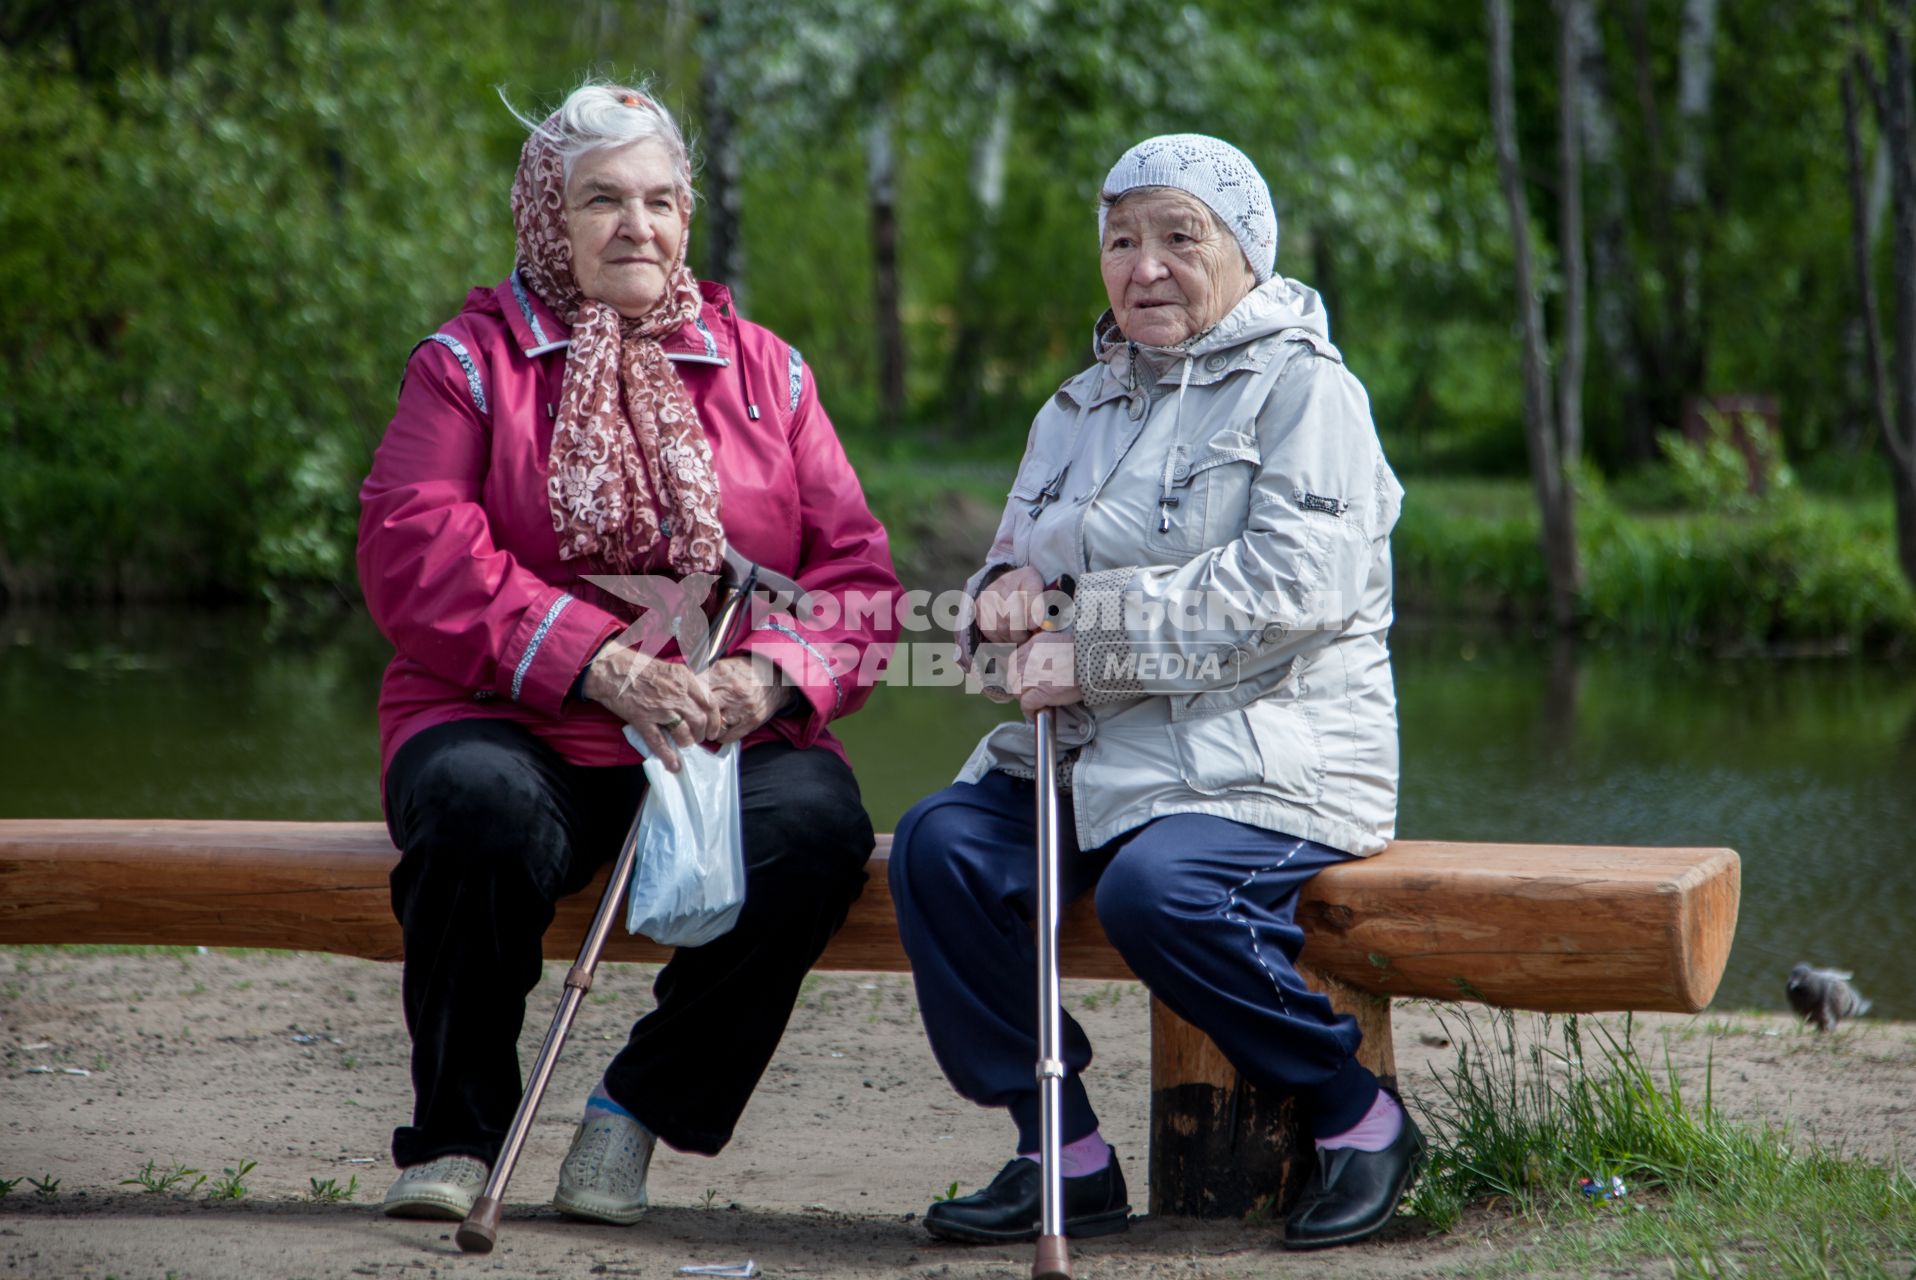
[924,1151,1132,1244]
[1281,1099,1426,1250]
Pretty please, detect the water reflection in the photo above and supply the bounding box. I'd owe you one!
[1390,623,1916,1019]
[1,609,1909,1019]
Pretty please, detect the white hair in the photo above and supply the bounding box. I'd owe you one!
[503,79,696,213]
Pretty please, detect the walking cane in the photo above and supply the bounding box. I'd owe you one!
[1031,704,1072,1280]
[457,574,759,1254]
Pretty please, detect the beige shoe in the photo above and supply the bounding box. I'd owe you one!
[382,1154,488,1220]
[553,1111,656,1225]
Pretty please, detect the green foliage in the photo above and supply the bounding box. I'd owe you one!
[1409,1007,1916,1277]
[0,0,1904,608]
[1398,476,1916,651]
[1392,478,1553,616]
[206,1158,257,1201]
[1659,413,1796,516]
[307,1174,357,1202]
[0,1,514,599]
[1578,487,1916,651]
[1410,1010,1733,1216]
[122,1159,206,1195]
[27,1174,60,1201]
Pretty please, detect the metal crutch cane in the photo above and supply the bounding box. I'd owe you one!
[1031,704,1072,1280]
[457,573,758,1254]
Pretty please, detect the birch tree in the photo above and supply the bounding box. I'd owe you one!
[866,102,907,426]
[1575,0,1650,460]
[1845,0,1916,588]
[1488,0,1582,627]
[945,84,1013,434]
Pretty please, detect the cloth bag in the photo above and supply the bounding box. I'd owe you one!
[621,726,746,946]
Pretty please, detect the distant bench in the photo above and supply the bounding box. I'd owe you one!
[0,820,1739,1219]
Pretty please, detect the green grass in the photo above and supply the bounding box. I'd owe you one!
[1395,476,1916,652]
[120,1160,205,1196]
[307,1174,357,1203]
[855,456,1017,584]
[831,445,1916,654]
[1407,1007,1916,1278]
[206,1159,257,1201]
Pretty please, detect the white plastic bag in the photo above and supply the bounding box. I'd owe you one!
[621,727,746,946]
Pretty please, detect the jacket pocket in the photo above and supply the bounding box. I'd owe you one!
[1168,708,1262,795]
[1243,699,1323,805]
[1169,703,1324,804]
[1144,431,1261,559]
[1006,470,1049,566]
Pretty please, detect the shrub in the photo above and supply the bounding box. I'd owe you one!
[1397,477,1916,652]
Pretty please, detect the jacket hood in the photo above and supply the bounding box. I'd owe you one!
[1092,275,1332,375]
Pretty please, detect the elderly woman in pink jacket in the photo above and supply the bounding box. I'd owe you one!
[357,81,899,1226]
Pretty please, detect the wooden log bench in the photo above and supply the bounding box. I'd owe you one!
[0,819,1739,1219]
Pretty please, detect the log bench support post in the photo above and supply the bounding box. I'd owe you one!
[0,821,1739,1223]
[1147,967,1394,1219]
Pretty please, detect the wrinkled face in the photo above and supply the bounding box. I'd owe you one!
[565,139,688,318]
[1100,187,1256,347]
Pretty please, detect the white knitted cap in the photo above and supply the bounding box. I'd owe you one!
[1098,134,1277,284]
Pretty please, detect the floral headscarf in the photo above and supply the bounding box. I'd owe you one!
[511,106,725,577]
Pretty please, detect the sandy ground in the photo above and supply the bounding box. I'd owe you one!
[2,949,1911,1280]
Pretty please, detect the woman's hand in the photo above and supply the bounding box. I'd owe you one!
[703,653,792,745]
[976,565,1047,646]
[1009,629,1081,715]
[582,640,717,772]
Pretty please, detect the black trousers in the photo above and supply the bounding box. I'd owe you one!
[383,718,873,1167]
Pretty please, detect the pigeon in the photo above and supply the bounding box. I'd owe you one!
[1785,964,1872,1033]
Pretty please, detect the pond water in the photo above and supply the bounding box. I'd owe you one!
[2,608,1910,1020]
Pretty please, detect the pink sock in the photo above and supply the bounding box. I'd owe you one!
[1316,1089,1404,1153]
[1019,1129,1112,1178]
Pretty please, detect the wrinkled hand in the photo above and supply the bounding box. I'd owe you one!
[582,640,717,772]
[975,565,1047,646]
[1010,629,1081,716]
[703,653,791,745]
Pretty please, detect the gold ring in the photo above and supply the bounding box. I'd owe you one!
[658,714,684,731]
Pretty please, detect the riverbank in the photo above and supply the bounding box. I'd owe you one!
[3,950,1910,1279]
[857,464,1916,655]
[7,459,1912,660]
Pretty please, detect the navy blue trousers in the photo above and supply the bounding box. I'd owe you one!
[890,770,1378,1154]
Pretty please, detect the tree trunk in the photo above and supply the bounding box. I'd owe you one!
[699,54,747,306]
[945,87,1013,435]
[1148,971,1394,1219]
[1556,0,1589,468]
[1843,54,1894,454]
[1896,465,1916,591]
[322,0,345,217]
[62,6,89,82]
[1669,0,1717,396]
[1577,0,1650,462]
[867,106,906,427]
[1488,0,1581,628]
[1884,2,1916,586]
[1626,0,1677,435]
[573,0,616,56]
[1671,0,1718,212]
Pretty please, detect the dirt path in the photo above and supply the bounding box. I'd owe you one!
[4,950,1911,1279]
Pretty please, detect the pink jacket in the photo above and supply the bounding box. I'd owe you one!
[357,274,901,782]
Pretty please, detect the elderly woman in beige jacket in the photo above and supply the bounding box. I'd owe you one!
[890,135,1412,1252]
